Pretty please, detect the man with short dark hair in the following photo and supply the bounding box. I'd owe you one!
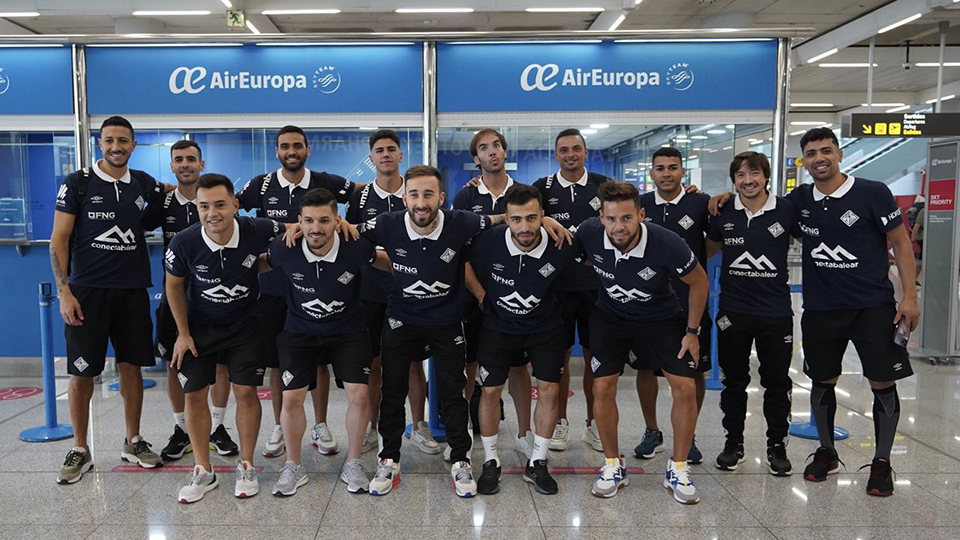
[237,125,357,459]
[166,173,286,503]
[262,188,391,496]
[142,140,238,462]
[577,181,708,503]
[51,115,165,484]
[704,151,798,476]
[345,129,436,456]
[470,184,578,496]
[454,128,534,461]
[532,128,612,452]
[633,146,714,465]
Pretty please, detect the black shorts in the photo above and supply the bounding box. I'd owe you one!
[477,326,564,387]
[65,286,155,377]
[277,330,372,390]
[364,301,429,362]
[591,310,697,379]
[631,310,712,375]
[155,301,177,362]
[259,294,287,368]
[557,289,598,349]
[177,317,267,393]
[463,302,483,364]
[801,304,912,383]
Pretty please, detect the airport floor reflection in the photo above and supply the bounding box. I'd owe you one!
[1,336,960,540]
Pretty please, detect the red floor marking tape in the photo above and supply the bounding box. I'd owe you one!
[500,466,643,475]
[112,464,264,473]
[257,387,272,400]
[0,387,42,400]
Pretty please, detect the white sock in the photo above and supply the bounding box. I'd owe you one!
[530,435,550,464]
[481,434,499,466]
[211,407,226,429]
[173,412,186,431]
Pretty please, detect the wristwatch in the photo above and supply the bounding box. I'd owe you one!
[685,326,701,336]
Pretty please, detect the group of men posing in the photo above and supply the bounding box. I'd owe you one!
[50,116,918,505]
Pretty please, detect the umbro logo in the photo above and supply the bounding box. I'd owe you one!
[454,335,465,345]
[784,335,793,344]
[363,367,371,375]
[548,197,559,205]
[471,205,484,214]
[73,357,89,372]
[196,265,208,272]
[492,263,505,272]
[801,209,810,218]
[394,248,406,257]
[242,254,257,268]
[893,363,903,371]
[165,216,177,224]
[440,248,457,263]
[539,263,555,277]
[90,195,104,204]
[678,215,694,230]
[717,316,732,330]
[282,370,294,386]
[338,271,355,285]
[840,210,859,227]
[768,223,785,238]
[729,252,777,271]
[606,285,651,303]
[267,197,279,204]
[292,272,304,281]
[723,222,736,231]
[638,267,657,280]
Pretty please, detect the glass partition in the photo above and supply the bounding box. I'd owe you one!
[0,131,75,240]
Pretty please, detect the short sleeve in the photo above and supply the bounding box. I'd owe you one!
[237,175,264,211]
[138,173,165,206]
[360,238,377,265]
[344,188,361,224]
[454,209,491,237]
[141,199,163,231]
[783,199,802,239]
[532,177,548,197]
[254,217,283,248]
[266,236,285,271]
[324,173,355,204]
[872,183,904,233]
[358,214,384,245]
[55,173,80,215]
[165,237,188,277]
[705,213,722,242]
[451,188,471,211]
[668,234,699,279]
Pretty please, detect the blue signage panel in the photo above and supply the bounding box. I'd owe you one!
[0,47,73,115]
[437,41,778,112]
[86,44,422,114]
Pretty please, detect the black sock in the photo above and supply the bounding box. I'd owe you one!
[872,385,900,461]
[810,381,837,449]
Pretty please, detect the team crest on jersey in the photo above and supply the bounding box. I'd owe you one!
[135,196,145,210]
[717,316,732,330]
[338,271,355,285]
[177,373,188,387]
[90,195,103,204]
[768,222,785,238]
[492,263,505,272]
[292,272,304,281]
[242,254,257,268]
[440,248,457,263]
[196,265,208,273]
[589,197,601,211]
[282,370,294,386]
[638,267,657,280]
[268,196,279,205]
[388,318,403,329]
[678,215,694,230]
[539,263,556,277]
[73,357,89,372]
[840,210,859,227]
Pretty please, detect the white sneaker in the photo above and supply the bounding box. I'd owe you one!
[664,459,699,504]
[582,420,604,452]
[451,461,477,498]
[311,422,339,455]
[369,458,401,496]
[515,430,535,461]
[340,458,369,493]
[178,465,218,504]
[360,422,378,454]
[411,421,442,455]
[271,461,308,497]
[549,418,570,451]
[592,457,628,498]
[235,460,259,498]
[263,425,285,458]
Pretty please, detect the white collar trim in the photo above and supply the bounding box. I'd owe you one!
[734,192,777,220]
[276,168,311,191]
[477,175,515,198]
[201,218,240,251]
[174,188,194,206]
[93,160,131,184]
[404,210,445,241]
[813,174,855,201]
[505,226,548,259]
[302,232,340,263]
[556,169,588,188]
[373,178,404,199]
[603,222,648,260]
[654,188,685,206]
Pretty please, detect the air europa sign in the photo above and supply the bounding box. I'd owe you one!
[168,65,341,95]
[519,61,694,92]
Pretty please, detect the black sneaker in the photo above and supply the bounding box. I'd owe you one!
[161,425,192,462]
[523,459,558,495]
[803,446,842,482]
[210,424,239,456]
[715,442,745,471]
[687,435,703,465]
[477,459,501,495]
[634,428,664,459]
[766,443,793,476]
[861,458,894,497]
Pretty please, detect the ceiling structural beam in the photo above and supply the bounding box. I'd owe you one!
[792,0,936,67]
[245,12,281,34]
[0,18,36,35]
[799,46,960,65]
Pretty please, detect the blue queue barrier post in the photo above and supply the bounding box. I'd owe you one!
[705,263,723,391]
[787,283,849,441]
[20,282,74,442]
[405,358,448,442]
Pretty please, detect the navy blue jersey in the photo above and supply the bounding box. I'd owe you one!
[640,189,710,309]
[359,209,492,326]
[706,195,800,318]
[786,176,903,310]
[165,217,282,326]
[575,218,698,322]
[451,177,514,215]
[468,225,578,334]
[533,170,612,292]
[55,164,164,289]
[237,168,355,297]
[344,181,405,303]
[267,234,376,336]
[142,189,199,303]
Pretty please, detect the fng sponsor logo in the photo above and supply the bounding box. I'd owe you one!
[520,63,661,92]
[266,209,288,218]
[87,211,115,220]
[392,262,418,275]
[799,223,819,237]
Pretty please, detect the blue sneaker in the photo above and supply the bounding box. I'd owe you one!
[664,459,699,504]
[592,458,628,498]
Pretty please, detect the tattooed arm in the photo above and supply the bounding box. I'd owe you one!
[50,211,83,326]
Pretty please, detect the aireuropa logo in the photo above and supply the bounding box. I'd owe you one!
[168,65,332,95]
[0,67,9,95]
[520,63,660,92]
[665,63,695,91]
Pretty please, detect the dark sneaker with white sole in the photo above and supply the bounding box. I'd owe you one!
[634,428,664,459]
[477,459,501,495]
[57,448,93,484]
[716,442,745,471]
[210,425,239,456]
[121,436,162,469]
[161,425,192,461]
[766,443,793,476]
[523,460,558,495]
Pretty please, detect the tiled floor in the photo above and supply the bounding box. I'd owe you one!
[1,337,959,540]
